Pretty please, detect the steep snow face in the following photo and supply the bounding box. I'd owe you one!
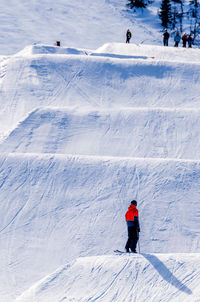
[16,254,200,302]
[1,107,200,160]
[1,44,200,140]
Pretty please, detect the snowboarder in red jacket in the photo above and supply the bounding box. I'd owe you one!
[125,200,140,253]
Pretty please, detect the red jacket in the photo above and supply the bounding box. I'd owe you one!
[125,204,138,221]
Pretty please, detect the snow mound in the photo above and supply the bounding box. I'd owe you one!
[16,44,89,56]
[16,253,200,302]
[1,45,200,140]
[92,43,200,63]
[2,107,200,160]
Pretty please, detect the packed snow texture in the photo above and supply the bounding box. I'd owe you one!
[1,30,200,302]
[16,254,200,302]
[2,106,200,160]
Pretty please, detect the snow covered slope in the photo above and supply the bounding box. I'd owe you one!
[0,153,200,301]
[0,0,162,56]
[1,41,200,301]
[2,106,200,160]
[16,254,200,302]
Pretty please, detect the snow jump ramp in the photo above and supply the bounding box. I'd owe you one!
[16,253,200,302]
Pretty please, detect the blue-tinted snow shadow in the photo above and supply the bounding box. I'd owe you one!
[90,53,148,60]
[142,253,192,295]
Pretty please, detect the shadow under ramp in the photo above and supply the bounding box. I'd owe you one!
[142,253,192,296]
[91,53,148,60]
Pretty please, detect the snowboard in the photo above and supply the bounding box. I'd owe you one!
[114,249,137,254]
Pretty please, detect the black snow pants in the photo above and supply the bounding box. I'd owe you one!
[163,38,168,46]
[125,226,138,252]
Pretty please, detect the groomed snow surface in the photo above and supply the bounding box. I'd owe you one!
[1,43,200,302]
[16,254,200,302]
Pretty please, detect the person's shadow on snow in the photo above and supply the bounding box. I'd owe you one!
[142,253,192,295]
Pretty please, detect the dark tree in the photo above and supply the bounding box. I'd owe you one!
[189,0,198,17]
[159,0,172,28]
[171,6,178,29]
[189,0,200,42]
[127,0,147,9]
[171,0,184,32]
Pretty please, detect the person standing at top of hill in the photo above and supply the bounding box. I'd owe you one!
[188,34,193,48]
[163,29,170,46]
[174,32,181,47]
[126,29,132,43]
[182,33,188,47]
[125,200,140,253]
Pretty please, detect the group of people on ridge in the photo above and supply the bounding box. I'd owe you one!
[163,29,193,47]
[126,29,193,48]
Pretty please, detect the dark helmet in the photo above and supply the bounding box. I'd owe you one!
[131,200,137,206]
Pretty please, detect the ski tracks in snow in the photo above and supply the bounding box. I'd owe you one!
[88,258,130,302]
